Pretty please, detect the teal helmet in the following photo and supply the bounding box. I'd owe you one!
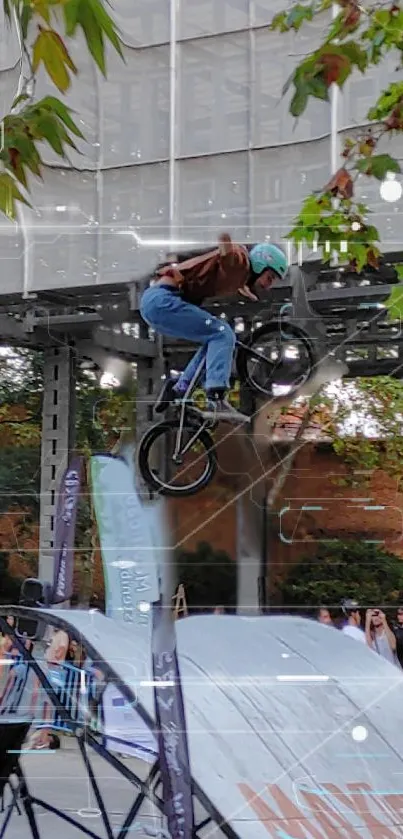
[249,243,288,280]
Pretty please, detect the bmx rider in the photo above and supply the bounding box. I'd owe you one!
[140,234,288,422]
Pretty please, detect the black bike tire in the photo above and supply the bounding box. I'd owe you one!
[236,320,315,398]
[137,419,218,498]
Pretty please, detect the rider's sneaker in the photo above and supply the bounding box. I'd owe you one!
[203,398,250,424]
[154,378,177,414]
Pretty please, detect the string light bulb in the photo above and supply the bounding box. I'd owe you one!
[380,172,402,203]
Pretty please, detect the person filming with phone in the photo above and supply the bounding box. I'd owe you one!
[365,608,401,668]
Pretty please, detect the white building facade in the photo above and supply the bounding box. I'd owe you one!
[0,0,402,298]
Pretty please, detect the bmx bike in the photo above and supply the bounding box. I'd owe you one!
[137,319,314,497]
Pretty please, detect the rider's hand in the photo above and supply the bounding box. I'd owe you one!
[238,284,258,302]
[218,233,234,256]
[164,265,184,287]
[219,234,249,270]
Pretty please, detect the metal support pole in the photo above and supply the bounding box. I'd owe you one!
[330,3,340,177]
[236,377,262,615]
[135,317,165,495]
[330,2,341,264]
[38,346,76,583]
[258,483,268,612]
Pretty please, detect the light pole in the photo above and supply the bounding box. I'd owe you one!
[330,4,340,178]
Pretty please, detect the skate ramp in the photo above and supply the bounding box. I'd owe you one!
[4,609,403,839]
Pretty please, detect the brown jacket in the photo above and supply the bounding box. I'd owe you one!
[157,245,250,305]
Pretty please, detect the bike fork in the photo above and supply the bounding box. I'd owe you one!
[172,355,207,461]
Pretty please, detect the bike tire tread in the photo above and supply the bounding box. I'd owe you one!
[137,419,218,497]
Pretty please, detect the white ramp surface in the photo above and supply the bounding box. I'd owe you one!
[45,611,403,839]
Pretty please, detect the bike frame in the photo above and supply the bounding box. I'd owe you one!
[170,337,266,462]
[172,352,209,462]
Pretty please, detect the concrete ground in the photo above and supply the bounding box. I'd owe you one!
[3,750,164,839]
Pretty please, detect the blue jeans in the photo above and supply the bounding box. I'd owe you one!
[140,285,236,391]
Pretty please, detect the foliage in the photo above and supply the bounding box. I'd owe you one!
[0,347,134,599]
[175,541,237,612]
[278,540,403,611]
[0,447,41,514]
[0,348,134,452]
[271,1,403,272]
[384,278,403,320]
[0,0,123,219]
[0,551,23,603]
[319,377,403,487]
[0,348,133,540]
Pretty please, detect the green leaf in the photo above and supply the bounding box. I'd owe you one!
[367,81,403,122]
[372,9,392,27]
[300,194,324,226]
[20,3,33,39]
[39,96,85,138]
[73,0,124,76]
[349,243,371,272]
[32,113,67,156]
[0,172,31,220]
[32,0,51,22]
[87,0,124,60]
[76,2,106,74]
[355,153,401,180]
[307,75,329,101]
[3,126,43,185]
[341,42,368,73]
[63,0,80,36]
[287,3,314,31]
[290,85,308,117]
[269,11,288,33]
[364,224,380,243]
[388,9,403,35]
[32,28,77,93]
[384,284,403,321]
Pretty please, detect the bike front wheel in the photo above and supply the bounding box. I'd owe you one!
[137,419,218,497]
[236,321,314,399]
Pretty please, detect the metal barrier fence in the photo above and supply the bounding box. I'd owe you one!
[0,653,104,734]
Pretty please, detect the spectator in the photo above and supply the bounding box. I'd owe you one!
[392,606,403,668]
[365,609,401,667]
[317,607,333,626]
[1,617,19,660]
[340,599,366,643]
[28,729,61,751]
[67,639,86,668]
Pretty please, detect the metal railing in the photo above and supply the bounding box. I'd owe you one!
[0,654,104,734]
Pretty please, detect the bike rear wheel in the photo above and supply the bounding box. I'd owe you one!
[137,419,218,497]
[236,321,314,398]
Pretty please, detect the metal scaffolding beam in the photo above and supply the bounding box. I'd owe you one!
[38,347,76,586]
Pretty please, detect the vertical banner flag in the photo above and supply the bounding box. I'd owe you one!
[90,447,161,762]
[89,453,159,626]
[52,457,83,603]
[152,600,194,839]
